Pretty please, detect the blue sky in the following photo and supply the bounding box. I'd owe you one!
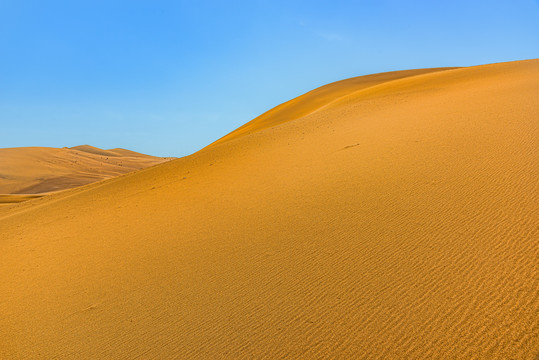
[1,0,538,156]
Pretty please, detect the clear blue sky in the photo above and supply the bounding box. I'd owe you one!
[1,0,538,156]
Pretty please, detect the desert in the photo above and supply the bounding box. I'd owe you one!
[1,59,537,358]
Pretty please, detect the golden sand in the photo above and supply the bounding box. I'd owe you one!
[0,145,172,197]
[0,59,537,358]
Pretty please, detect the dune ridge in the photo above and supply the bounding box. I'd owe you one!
[208,67,459,148]
[0,59,537,359]
[0,145,173,196]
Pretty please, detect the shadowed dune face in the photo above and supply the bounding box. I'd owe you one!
[0,145,172,196]
[0,194,44,206]
[0,60,538,359]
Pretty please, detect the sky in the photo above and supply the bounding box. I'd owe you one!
[1,0,538,157]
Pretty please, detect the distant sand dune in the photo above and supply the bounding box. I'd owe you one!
[0,59,537,359]
[0,194,44,205]
[0,145,172,196]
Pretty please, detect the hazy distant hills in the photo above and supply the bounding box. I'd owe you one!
[0,145,172,195]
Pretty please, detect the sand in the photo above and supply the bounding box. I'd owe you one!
[0,59,537,359]
[0,145,172,197]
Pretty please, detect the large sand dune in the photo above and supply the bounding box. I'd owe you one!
[0,59,537,359]
[0,145,172,196]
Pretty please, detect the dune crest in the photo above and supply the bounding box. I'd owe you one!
[0,59,538,359]
[207,67,459,148]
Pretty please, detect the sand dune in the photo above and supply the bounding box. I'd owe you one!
[0,59,538,359]
[0,145,172,196]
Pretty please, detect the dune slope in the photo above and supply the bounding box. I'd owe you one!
[0,145,172,195]
[0,60,538,359]
[208,67,458,147]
